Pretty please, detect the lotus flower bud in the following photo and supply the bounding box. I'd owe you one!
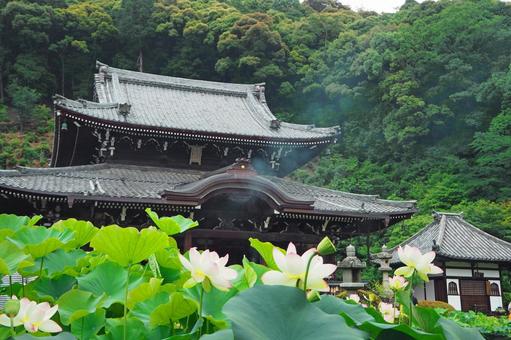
[4,298,20,317]
[317,237,336,256]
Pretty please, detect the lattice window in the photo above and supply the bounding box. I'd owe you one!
[448,281,458,295]
[489,283,500,296]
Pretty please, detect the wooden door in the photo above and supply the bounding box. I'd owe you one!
[459,280,489,313]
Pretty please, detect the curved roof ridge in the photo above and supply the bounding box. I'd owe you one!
[97,61,254,93]
[54,96,118,109]
[436,214,447,248]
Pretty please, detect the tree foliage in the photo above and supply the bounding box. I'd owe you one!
[0,0,510,299]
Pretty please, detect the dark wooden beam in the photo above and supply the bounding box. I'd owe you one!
[188,229,322,243]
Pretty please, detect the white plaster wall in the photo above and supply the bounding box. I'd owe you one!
[489,280,503,311]
[425,280,435,300]
[445,268,472,277]
[414,283,425,301]
[476,269,500,278]
[448,296,462,311]
[446,279,461,310]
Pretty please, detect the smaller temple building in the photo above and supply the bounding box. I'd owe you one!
[391,212,511,314]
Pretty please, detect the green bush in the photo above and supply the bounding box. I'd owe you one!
[445,310,511,338]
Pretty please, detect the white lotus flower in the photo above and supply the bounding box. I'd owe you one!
[394,245,443,281]
[0,297,62,333]
[388,275,408,291]
[179,247,237,291]
[379,302,397,323]
[261,242,337,292]
[348,294,360,303]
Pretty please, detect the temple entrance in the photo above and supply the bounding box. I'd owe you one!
[460,280,490,313]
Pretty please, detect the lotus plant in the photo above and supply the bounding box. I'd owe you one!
[261,242,336,292]
[388,275,408,291]
[0,296,62,334]
[179,247,237,292]
[179,247,237,336]
[379,302,398,323]
[394,245,443,281]
[393,245,443,327]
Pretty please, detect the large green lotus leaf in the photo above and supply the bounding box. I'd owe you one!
[200,329,234,340]
[155,247,183,283]
[28,275,77,303]
[155,247,182,269]
[0,214,41,240]
[42,249,87,278]
[90,225,169,266]
[130,291,170,328]
[7,226,75,258]
[413,306,442,334]
[223,285,367,340]
[436,317,484,340]
[71,309,106,340]
[57,289,105,325]
[77,261,144,308]
[185,285,237,321]
[0,240,32,275]
[127,277,163,309]
[248,238,284,270]
[359,321,442,340]
[146,208,198,236]
[150,292,196,327]
[51,218,98,249]
[103,317,146,340]
[314,295,377,326]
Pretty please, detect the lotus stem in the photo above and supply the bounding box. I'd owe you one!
[39,257,45,278]
[303,251,316,293]
[123,264,131,340]
[8,275,12,296]
[198,284,204,337]
[10,316,15,337]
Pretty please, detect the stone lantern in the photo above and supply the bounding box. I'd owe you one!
[371,244,393,296]
[338,244,366,294]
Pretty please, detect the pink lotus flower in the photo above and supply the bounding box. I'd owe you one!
[348,294,360,303]
[261,242,337,292]
[394,245,443,282]
[0,296,62,333]
[379,302,398,323]
[179,248,237,291]
[388,275,408,291]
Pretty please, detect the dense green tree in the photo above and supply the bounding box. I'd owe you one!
[0,0,510,293]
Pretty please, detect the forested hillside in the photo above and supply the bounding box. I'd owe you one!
[0,0,510,292]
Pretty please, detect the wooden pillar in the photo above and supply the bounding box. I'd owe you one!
[184,232,193,251]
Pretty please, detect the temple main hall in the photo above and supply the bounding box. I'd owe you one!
[0,62,416,261]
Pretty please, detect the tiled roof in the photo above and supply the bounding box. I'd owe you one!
[54,62,339,142]
[391,212,511,263]
[0,163,415,216]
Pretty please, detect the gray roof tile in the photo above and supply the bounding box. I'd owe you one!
[54,62,339,142]
[391,212,511,263]
[0,164,414,216]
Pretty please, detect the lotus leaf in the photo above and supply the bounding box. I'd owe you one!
[51,218,98,249]
[77,261,144,308]
[90,225,169,266]
[146,208,198,236]
[223,285,368,340]
[8,226,75,258]
[0,239,32,275]
[57,289,105,325]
